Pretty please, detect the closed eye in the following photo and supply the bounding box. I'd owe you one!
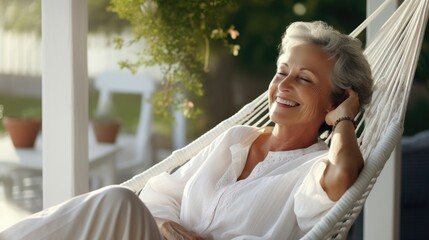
[276,71,291,79]
[298,77,311,82]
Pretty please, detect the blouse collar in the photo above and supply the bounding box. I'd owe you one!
[236,126,328,162]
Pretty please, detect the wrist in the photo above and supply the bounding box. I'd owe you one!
[332,116,356,132]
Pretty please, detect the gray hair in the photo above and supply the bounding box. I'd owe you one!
[278,21,373,109]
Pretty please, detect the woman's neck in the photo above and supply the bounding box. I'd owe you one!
[263,125,318,151]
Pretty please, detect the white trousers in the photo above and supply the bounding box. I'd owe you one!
[0,185,163,240]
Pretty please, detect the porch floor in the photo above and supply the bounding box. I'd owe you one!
[0,180,37,231]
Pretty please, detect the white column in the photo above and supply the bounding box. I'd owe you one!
[366,0,398,45]
[173,110,187,149]
[364,147,401,240]
[364,1,400,240]
[41,0,89,208]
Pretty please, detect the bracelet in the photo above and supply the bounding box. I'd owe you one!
[332,116,356,131]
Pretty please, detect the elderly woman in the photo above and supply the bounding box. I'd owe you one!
[1,21,372,240]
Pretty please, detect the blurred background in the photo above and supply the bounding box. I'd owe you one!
[0,0,428,238]
[0,0,428,138]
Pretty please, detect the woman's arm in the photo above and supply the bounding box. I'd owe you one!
[320,89,364,201]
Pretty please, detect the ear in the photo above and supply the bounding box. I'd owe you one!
[326,103,337,113]
[325,104,336,113]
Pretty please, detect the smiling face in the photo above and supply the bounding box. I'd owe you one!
[268,43,336,133]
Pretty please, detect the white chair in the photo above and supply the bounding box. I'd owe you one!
[93,71,157,179]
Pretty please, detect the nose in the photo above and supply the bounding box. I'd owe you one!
[278,74,294,92]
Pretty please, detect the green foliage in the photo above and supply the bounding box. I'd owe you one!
[109,0,239,118]
[414,24,429,91]
[0,0,41,32]
[88,0,130,33]
[19,107,42,119]
[226,0,367,77]
[0,96,41,123]
[0,0,129,34]
[404,98,429,136]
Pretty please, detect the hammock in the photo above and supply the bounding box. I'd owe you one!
[121,0,429,239]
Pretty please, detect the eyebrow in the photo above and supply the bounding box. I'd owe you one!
[280,63,315,74]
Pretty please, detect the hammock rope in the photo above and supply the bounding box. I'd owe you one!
[121,0,429,239]
[304,0,429,238]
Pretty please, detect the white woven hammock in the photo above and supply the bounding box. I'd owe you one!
[121,0,429,239]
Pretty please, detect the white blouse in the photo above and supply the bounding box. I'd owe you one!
[140,125,335,239]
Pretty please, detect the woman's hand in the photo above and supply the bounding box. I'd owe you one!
[325,88,360,126]
[158,220,204,240]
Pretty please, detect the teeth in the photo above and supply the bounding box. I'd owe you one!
[276,97,299,107]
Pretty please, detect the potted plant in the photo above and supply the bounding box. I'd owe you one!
[91,101,121,144]
[1,105,42,148]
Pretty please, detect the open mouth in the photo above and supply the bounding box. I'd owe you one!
[275,97,299,107]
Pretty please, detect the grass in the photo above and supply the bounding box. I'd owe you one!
[0,95,41,133]
[0,91,175,138]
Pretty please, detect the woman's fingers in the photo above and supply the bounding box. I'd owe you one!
[326,88,360,126]
[160,221,204,240]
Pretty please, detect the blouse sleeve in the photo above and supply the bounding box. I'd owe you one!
[293,157,336,232]
[139,146,212,222]
[139,126,244,223]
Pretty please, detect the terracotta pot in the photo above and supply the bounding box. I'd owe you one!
[3,117,42,148]
[91,120,121,143]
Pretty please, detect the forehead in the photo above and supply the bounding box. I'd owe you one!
[277,44,335,71]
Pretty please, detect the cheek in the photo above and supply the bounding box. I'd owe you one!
[301,88,331,115]
[319,88,334,111]
[302,103,324,118]
[268,80,277,105]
